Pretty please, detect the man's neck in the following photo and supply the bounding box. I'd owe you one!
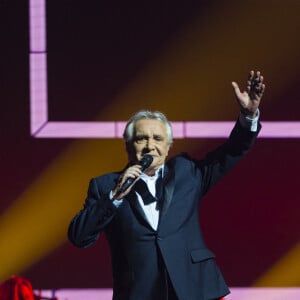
[144,165,163,177]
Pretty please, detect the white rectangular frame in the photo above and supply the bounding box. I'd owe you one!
[29,0,300,138]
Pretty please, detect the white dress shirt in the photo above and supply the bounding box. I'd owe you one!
[135,168,163,230]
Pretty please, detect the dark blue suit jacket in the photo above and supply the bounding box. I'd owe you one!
[68,121,261,300]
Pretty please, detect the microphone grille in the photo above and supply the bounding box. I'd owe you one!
[140,155,153,170]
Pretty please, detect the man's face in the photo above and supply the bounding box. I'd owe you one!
[127,119,171,174]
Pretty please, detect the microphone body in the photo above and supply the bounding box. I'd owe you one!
[118,155,153,193]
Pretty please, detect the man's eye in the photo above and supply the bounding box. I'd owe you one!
[135,136,146,142]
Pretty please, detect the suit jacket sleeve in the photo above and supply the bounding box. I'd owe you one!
[68,177,118,248]
[197,119,261,197]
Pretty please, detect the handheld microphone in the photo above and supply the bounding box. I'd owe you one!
[118,155,153,193]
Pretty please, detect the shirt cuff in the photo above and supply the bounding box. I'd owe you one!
[109,190,123,208]
[239,109,260,132]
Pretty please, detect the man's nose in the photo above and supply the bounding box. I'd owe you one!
[145,139,155,151]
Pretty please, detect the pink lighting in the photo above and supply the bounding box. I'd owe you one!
[29,53,48,135]
[34,122,116,138]
[29,0,300,139]
[35,288,300,300]
[29,0,46,52]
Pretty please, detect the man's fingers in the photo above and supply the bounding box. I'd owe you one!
[231,81,241,97]
[248,70,255,81]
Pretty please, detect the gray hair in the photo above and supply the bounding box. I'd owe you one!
[123,110,173,145]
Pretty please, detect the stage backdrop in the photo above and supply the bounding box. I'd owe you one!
[0,0,299,290]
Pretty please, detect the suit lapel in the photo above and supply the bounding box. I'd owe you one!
[160,164,175,218]
[126,190,154,230]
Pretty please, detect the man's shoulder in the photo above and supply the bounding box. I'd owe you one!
[93,171,120,182]
[88,172,121,193]
[166,152,194,166]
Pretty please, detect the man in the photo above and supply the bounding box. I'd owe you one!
[68,70,265,300]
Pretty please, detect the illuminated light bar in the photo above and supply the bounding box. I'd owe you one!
[29,0,300,139]
[29,53,48,135]
[35,288,300,300]
[185,122,234,138]
[31,121,300,138]
[29,0,46,52]
[258,121,300,138]
[29,0,48,135]
[33,122,116,138]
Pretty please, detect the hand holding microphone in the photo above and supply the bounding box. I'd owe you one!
[113,155,153,199]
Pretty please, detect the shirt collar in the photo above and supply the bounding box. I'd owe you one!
[141,165,164,181]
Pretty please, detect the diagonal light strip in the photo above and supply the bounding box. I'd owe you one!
[29,0,300,139]
[254,242,300,287]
